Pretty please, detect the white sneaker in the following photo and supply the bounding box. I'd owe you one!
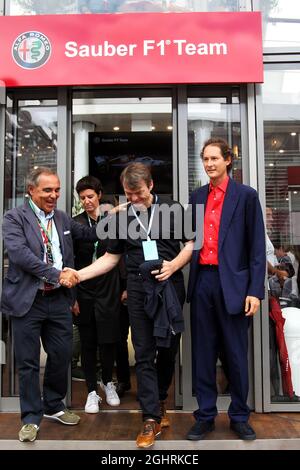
[100,381,120,406]
[84,391,101,414]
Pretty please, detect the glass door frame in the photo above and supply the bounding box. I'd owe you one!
[0,84,179,411]
[70,86,178,207]
[256,60,300,412]
[177,84,259,411]
[70,85,180,409]
[0,86,70,411]
[0,80,6,411]
[0,82,263,413]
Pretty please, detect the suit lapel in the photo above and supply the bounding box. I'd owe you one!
[192,186,209,259]
[218,179,240,250]
[53,210,65,259]
[23,202,44,250]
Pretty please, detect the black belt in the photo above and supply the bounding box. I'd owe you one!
[37,287,63,297]
[199,264,219,271]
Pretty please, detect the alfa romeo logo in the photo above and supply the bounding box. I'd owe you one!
[12,31,51,69]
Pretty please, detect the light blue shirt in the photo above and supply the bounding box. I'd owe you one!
[30,200,63,287]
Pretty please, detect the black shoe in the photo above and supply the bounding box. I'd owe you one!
[186,420,215,440]
[230,421,256,440]
[116,382,131,398]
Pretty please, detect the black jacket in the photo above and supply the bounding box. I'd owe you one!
[139,260,184,347]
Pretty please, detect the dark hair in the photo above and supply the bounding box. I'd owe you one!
[120,163,152,189]
[200,137,234,173]
[75,175,103,195]
[26,167,58,192]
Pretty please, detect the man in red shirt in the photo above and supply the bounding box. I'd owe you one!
[187,138,266,441]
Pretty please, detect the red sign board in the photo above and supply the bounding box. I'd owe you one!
[0,12,263,87]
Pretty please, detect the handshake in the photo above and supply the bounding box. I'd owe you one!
[59,268,81,288]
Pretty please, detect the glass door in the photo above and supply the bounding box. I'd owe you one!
[180,85,252,411]
[0,81,6,408]
[1,89,58,410]
[71,90,174,204]
[260,66,300,411]
[0,85,253,414]
[71,88,176,411]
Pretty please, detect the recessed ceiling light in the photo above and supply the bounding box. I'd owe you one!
[269,163,274,167]
[167,126,173,130]
[151,126,156,130]
[279,149,284,153]
[291,132,297,136]
[113,126,120,131]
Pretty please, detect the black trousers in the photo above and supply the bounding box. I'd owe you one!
[116,303,131,385]
[11,289,72,425]
[127,274,185,422]
[78,314,116,392]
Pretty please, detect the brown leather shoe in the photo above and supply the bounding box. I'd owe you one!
[160,401,170,428]
[136,419,161,448]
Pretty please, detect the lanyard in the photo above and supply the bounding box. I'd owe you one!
[28,199,54,264]
[88,215,99,261]
[28,199,53,243]
[131,195,157,241]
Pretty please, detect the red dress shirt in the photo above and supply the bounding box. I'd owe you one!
[199,176,229,266]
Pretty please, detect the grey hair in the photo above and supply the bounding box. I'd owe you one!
[26,167,58,192]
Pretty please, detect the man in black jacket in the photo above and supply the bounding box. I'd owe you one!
[65,163,193,448]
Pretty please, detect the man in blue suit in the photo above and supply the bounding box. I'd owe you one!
[1,167,96,442]
[186,138,266,441]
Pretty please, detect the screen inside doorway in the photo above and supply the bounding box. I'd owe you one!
[89,131,172,195]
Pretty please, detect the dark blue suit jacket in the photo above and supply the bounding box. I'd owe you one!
[1,201,97,317]
[187,178,266,314]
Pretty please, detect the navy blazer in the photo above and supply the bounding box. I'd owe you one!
[187,178,266,315]
[1,202,97,317]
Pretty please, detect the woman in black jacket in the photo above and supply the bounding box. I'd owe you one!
[73,176,121,412]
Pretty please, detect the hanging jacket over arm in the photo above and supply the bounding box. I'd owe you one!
[139,260,184,348]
